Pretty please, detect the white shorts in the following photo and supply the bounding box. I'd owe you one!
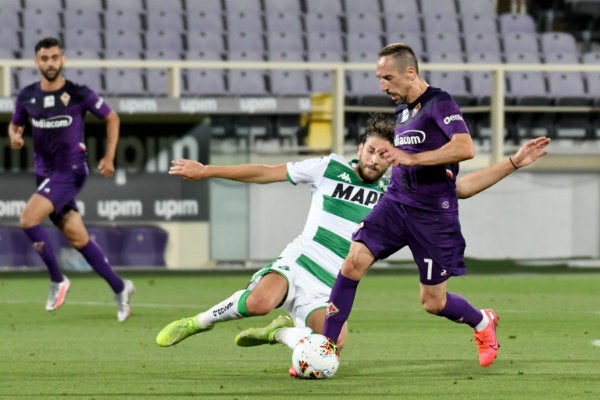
[248,251,331,328]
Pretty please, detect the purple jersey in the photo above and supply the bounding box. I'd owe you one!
[11,80,111,176]
[385,86,470,213]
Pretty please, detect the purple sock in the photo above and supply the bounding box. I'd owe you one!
[439,292,483,328]
[323,272,360,343]
[23,226,63,282]
[78,240,124,293]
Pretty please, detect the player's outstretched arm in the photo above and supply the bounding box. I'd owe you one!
[169,159,288,184]
[456,136,550,199]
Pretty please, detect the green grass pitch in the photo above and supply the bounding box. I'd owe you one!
[1,261,599,399]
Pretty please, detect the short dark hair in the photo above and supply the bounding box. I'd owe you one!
[378,43,420,74]
[35,37,62,54]
[358,113,395,145]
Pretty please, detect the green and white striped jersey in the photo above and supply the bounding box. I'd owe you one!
[284,154,389,288]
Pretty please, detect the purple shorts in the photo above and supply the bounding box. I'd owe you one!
[353,196,467,285]
[36,166,88,225]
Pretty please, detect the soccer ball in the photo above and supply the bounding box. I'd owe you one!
[291,333,340,379]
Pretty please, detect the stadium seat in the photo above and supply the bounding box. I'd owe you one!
[539,31,579,58]
[0,26,24,58]
[305,31,345,58]
[228,70,269,96]
[144,30,185,53]
[14,67,40,91]
[304,12,344,34]
[63,29,103,51]
[345,13,384,35]
[304,0,343,14]
[264,10,302,33]
[67,68,104,92]
[145,9,185,32]
[582,51,600,105]
[63,7,102,31]
[119,225,168,267]
[502,32,540,60]
[383,11,421,38]
[385,32,425,58]
[264,0,301,14]
[506,68,554,139]
[185,2,224,33]
[347,70,381,100]
[146,0,184,13]
[184,48,223,62]
[498,12,537,34]
[145,48,182,96]
[461,13,499,37]
[345,32,382,62]
[226,29,266,56]
[466,52,503,105]
[307,50,344,93]
[102,9,143,32]
[427,52,472,106]
[464,32,502,58]
[266,30,305,54]
[103,30,144,54]
[456,0,497,18]
[424,32,463,60]
[422,13,461,35]
[269,70,311,96]
[420,0,458,16]
[381,0,418,15]
[104,69,146,96]
[263,0,302,32]
[183,69,227,97]
[186,30,226,56]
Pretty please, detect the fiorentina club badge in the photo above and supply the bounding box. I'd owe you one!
[412,102,421,118]
[60,92,70,106]
[325,302,339,319]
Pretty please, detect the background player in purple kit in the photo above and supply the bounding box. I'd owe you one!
[7,37,134,322]
[324,43,502,367]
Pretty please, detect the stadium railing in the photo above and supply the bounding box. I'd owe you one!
[1,58,600,171]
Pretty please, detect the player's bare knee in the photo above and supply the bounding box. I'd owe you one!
[243,294,274,316]
[19,213,36,229]
[422,300,444,315]
[68,236,88,250]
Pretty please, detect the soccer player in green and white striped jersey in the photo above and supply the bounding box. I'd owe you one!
[156,113,395,350]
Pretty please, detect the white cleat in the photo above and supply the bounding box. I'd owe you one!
[115,280,135,322]
[46,276,71,311]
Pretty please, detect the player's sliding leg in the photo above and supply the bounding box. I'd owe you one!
[156,272,288,347]
[156,289,249,346]
[235,315,298,347]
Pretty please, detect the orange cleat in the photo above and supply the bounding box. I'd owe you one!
[473,309,499,367]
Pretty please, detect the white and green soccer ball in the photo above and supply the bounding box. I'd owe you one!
[291,333,340,379]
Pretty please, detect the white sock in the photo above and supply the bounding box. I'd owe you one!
[474,309,489,332]
[196,290,247,327]
[275,327,313,349]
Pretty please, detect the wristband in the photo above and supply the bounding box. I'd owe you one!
[509,157,519,170]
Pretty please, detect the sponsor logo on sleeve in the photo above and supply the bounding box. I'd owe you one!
[443,114,464,124]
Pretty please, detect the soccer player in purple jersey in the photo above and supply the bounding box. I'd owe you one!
[323,42,538,368]
[7,37,134,322]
